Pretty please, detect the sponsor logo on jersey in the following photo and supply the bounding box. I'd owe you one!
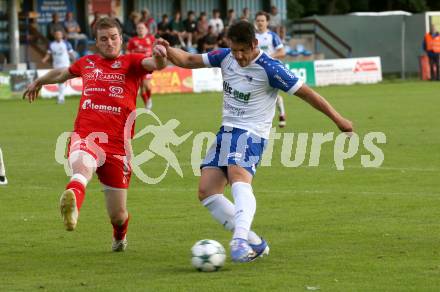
[109,86,124,98]
[223,101,245,117]
[274,74,288,89]
[111,60,121,69]
[223,81,251,104]
[81,99,122,114]
[85,59,95,69]
[84,87,105,96]
[84,69,126,83]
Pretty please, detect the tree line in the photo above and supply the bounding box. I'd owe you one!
[287,0,440,19]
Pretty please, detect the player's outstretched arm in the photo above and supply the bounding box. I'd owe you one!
[156,38,205,69]
[295,84,353,133]
[23,68,75,103]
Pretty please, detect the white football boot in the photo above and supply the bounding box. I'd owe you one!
[59,189,78,231]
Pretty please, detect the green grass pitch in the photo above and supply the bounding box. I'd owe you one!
[0,81,439,291]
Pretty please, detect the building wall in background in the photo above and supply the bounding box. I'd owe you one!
[181,0,221,18]
[270,0,286,21]
[227,0,263,21]
[135,0,176,19]
[311,14,425,74]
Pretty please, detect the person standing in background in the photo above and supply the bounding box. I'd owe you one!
[127,22,156,110]
[42,30,76,104]
[0,147,7,185]
[255,11,287,127]
[423,24,440,81]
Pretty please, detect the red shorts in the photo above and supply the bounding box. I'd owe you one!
[68,137,132,189]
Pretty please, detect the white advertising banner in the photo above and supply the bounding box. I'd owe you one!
[38,70,83,98]
[314,57,382,86]
[192,67,223,93]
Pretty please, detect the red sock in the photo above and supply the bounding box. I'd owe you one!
[141,90,151,106]
[65,180,85,211]
[112,214,130,240]
[141,92,148,104]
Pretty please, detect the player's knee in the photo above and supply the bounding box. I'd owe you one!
[198,185,212,201]
[110,209,128,225]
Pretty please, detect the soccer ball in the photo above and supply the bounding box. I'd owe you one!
[191,239,226,272]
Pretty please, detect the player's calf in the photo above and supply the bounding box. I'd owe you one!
[111,214,130,252]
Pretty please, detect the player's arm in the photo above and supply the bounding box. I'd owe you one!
[41,53,50,63]
[141,44,167,71]
[156,38,206,69]
[295,84,353,132]
[271,47,286,59]
[23,68,75,103]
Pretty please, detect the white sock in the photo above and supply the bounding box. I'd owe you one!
[231,182,256,241]
[277,95,286,116]
[71,173,89,187]
[201,193,262,244]
[58,83,66,102]
[146,98,153,110]
[0,148,5,176]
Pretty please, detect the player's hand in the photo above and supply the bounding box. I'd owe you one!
[23,80,42,103]
[155,38,170,49]
[153,44,167,58]
[337,117,354,135]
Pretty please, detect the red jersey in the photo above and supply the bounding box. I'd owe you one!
[68,53,150,154]
[127,35,156,57]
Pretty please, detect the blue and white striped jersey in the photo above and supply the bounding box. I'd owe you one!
[48,40,73,68]
[255,30,283,56]
[202,48,303,139]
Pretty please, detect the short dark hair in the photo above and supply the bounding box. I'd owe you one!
[94,17,122,36]
[227,21,255,46]
[255,11,270,21]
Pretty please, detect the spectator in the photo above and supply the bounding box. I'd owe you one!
[217,26,229,48]
[269,5,285,41]
[196,12,209,41]
[63,11,88,56]
[47,13,66,41]
[141,9,157,36]
[90,12,102,37]
[197,25,217,53]
[170,11,187,48]
[183,10,197,47]
[224,9,237,28]
[158,14,177,46]
[123,11,141,40]
[423,24,440,81]
[239,7,251,22]
[109,11,123,28]
[208,9,224,36]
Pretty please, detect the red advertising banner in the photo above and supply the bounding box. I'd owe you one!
[151,66,193,94]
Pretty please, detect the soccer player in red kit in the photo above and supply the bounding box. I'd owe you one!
[127,22,156,110]
[23,18,167,252]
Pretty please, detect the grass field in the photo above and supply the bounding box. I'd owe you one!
[0,81,439,291]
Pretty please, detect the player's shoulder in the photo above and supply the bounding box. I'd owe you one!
[268,30,280,38]
[255,51,283,69]
[207,48,231,61]
[74,54,98,65]
[208,48,231,56]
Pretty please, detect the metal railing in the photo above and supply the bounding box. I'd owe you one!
[291,18,352,58]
